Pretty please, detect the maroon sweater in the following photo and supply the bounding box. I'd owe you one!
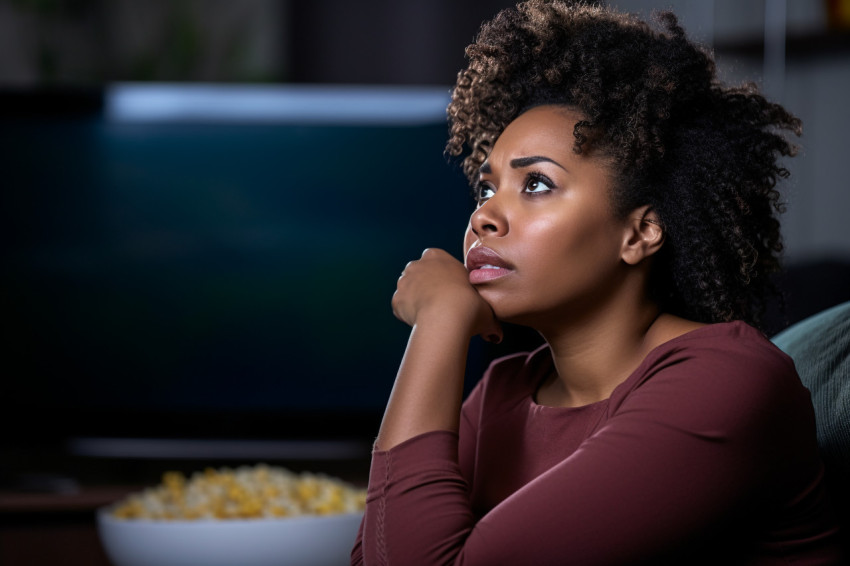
[352,322,844,564]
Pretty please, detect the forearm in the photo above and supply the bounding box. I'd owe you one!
[375,312,472,451]
[359,431,474,565]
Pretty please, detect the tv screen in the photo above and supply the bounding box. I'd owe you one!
[1,85,480,465]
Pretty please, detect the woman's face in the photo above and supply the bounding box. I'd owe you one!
[463,105,631,327]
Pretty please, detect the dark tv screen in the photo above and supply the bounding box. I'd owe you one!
[1,86,478,448]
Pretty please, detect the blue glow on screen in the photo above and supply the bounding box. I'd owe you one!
[3,85,474,416]
[105,83,452,125]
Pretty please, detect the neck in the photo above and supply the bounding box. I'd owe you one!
[534,291,662,408]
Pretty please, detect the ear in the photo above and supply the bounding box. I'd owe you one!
[621,205,665,266]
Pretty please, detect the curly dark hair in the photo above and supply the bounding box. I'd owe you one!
[446,0,801,328]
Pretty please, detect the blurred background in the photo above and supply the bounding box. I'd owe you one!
[1,1,849,564]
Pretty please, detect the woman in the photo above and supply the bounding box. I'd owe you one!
[351,1,844,563]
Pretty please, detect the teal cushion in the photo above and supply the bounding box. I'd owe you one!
[772,301,850,469]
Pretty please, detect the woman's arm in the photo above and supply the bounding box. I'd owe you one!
[351,355,488,566]
[376,248,500,451]
[352,248,497,564]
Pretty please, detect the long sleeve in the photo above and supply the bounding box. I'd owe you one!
[351,377,485,566]
[359,432,476,565]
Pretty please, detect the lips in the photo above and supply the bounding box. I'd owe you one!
[465,246,514,284]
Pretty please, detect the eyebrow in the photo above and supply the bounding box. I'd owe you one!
[479,155,566,175]
[510,155,567,171]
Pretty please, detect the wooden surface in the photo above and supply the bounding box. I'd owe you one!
[0,485,139,566]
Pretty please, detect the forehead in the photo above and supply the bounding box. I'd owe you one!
[490,105,583,157]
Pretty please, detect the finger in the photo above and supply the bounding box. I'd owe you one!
[391,289,410,323]
[476,303,503,344]
[482,320,503,344]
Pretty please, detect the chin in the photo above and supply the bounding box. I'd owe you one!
[489,305,543,330]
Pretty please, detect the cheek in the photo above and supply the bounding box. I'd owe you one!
[519,215,567,253]
[525,213,617,269]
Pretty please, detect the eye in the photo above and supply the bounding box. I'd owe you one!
[476,182,496,205]
[523,173,554,195]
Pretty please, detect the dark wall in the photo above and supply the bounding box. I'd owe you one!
[287,0,518,84]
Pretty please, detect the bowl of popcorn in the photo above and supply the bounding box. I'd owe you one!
[97,464,366,566]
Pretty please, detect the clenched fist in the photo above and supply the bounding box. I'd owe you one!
[392,248,502,343]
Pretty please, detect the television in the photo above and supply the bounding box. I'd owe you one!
[1,85,485,485]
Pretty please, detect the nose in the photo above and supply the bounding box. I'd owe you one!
[469,195,507,238]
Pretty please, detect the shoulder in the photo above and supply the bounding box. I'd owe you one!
[644,320,796,384]
[615,321,811,439]
[642,321,796,380]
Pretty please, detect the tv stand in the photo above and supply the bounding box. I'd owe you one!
[0,484,139,566]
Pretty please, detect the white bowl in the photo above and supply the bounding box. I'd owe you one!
[97,508,363,566]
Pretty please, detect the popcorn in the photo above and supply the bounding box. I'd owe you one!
[110,464,366,520]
